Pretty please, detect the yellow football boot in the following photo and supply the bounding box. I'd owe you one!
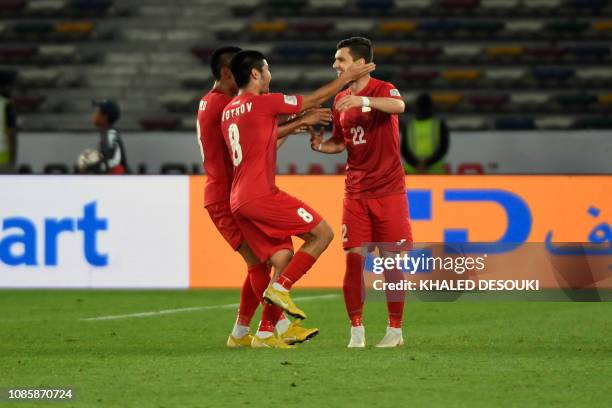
[263,286,307,320]
[251,334,296,349]
[280,320,319,345]
[226,332,254,348]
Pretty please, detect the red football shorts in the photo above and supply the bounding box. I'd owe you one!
[233,190,323,261]
[342,193,413,250]
[206,201,244,251]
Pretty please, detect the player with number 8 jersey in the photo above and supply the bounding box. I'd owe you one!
[223,50,375,347]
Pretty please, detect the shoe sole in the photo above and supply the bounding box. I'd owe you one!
[263,294,307,320]
[284,329,319,345]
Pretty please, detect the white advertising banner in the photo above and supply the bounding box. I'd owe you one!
[17,130,612,174]
[0,176,189,288]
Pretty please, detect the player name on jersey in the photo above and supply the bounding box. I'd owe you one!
[221,102,253,122]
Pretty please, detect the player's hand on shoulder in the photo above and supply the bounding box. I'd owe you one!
[336,95,363,112]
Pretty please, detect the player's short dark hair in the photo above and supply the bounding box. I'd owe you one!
[336,37,373,63]
[230,50,266,89]
[210,46,242,80]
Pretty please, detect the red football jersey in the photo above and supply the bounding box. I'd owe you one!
[221,92,303,211]
[197,88,234,207]
[332,77,406,199]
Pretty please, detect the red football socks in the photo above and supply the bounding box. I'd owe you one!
[384,267,405,328]
[259,303,283,333]
[237,262,269,326]
[276,251,316,290]
[343,252,365,327]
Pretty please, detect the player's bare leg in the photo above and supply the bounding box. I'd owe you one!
[375,249,406,348]
[344,246,367,348]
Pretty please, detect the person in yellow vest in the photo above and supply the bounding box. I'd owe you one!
[0,86,17,174]
[401,93,449,174]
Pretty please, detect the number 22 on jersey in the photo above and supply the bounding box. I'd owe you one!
[351,126,366,145]
[228,123,243,166]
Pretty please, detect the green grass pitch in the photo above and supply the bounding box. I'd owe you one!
[1,290,610,407]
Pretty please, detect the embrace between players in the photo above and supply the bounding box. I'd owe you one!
[197,37,413,349]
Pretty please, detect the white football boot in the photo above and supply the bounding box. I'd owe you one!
[347,325,366,348]
[375,327,404,348]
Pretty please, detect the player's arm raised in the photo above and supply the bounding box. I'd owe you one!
[300,62,375,111]
[335,95,405,114]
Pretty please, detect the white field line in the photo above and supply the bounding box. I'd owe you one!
[79,294,339,322]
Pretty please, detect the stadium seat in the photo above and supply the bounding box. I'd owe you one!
[378,21,418,37]
[269,68,302,86]
[443,45,482,60]
[54,22,95,37]
[535,116,576,129]
[0,0,26,13]
[510,93,552,106]
[293,21,335,38]
[485,45,524,59]
[525,45,569,60]
[522,0,562,11]
[190,46,215,61]
[267,0,307,14]
[419,20,460,35]
[591,20,612,33]
[18,69,61,87]
[480,0,519,13]
[250,21,289,35]
[556,92,596,108]
[469,94,510,108]
[38,45,77,62]
[227,0,259,17]
[439,0,479,11]
[308,0,348,15]
[395,0,433,13]
[446,116,488,130]
[0,68,17,84]
[70,0,112,12]
[24,0,68,15]
[461,20,504,36]
[576,68,612,84]
[374,45,400,61]
[404,46,442,59]
[485,68,527,84]
[545,20,590,36]
[177,70,213,88]
[274,44,327,62]
[400,69,439,82]
[140,117,180,131]
[212,21,246,40]
[355,0,394,13]
[571,45,611,59]
[161,163,189,175]
[504,20,544,37]
[532,67,575,82]
[303,68,336,84]
[0,45,37,62]
[13,22,54,37]
[441,69,482,83]
[431,92,464,107]
[494,117,535,130]
[335,20,376,36]
[575,116,612,129]
[13,95,46,112]
[566,0,608,11]
[597,93,612,106]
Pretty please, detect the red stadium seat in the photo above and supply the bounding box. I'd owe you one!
[400,69,439,82]
[0,45,37,62]
[0,0,26,13]
[404,46,442,59]
[439,0,479,10]
[469,94,510,108]
[13,95,46,112]
[140,117,181,131]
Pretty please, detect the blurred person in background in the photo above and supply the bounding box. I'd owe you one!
[78,100,128,174]
[0,85,17,174]
[401,93,449,174]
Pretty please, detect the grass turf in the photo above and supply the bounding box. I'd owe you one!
[0,290,610,408]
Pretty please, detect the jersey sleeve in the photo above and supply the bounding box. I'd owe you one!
[256,93,303,116]
[376,82,403,100]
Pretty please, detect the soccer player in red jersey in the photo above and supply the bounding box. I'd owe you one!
[222,50,374,348]
[197,47,331,348]
[310,37,413,348]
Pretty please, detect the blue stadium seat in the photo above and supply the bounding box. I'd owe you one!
[566,0,607,10]
[571,45,611,59]
[494,117,535,130]
[70,0,112,11]
[419,20,460,35]
[532,67,575,82]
